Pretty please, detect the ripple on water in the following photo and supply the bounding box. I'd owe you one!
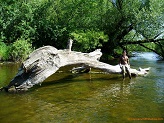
[0,52,164,122]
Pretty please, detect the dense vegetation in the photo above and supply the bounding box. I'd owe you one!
[0,0,164,61]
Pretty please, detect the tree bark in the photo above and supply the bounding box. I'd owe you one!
[1,46,150,92]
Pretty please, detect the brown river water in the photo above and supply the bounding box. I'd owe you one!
[0,52,163,123]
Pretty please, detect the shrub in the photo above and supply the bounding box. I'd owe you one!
[0,42,10,61]
[10,39,33,62]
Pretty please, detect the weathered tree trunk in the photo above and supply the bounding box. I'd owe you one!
[1,46,149,92]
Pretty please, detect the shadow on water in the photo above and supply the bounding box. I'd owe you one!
[36,73,82,88]
[31,72,125,91]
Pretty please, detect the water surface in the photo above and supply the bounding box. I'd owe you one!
[0,52,163,123]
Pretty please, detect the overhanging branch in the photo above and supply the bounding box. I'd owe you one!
[120,38,164,45]
[138,43,159,55]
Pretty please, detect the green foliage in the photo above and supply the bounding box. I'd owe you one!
[155,39,164,59]
[70,29,108,52]
[127,43,156,52]
[9,39,33,62]
[123,30,156,52]
[0,0,109,48]
[0,0,164,60]
[0,42,10,61]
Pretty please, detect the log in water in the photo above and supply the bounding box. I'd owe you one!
[1,46,149,91]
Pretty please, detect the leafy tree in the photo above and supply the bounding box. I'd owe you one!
[99,0,164,59]
[0,0,164,60]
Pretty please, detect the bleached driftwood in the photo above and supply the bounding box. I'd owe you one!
[1,46,149,92]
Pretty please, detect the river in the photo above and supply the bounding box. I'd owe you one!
[0,52,163,123]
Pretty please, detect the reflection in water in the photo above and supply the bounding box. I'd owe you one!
[0,52,164,122]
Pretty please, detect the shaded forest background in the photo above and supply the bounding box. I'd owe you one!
[0,0,164,61]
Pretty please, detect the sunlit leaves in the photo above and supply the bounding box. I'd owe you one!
[0,0,163,58]
[70,29,108,52]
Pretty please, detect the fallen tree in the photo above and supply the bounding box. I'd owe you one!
[0,46,149,92]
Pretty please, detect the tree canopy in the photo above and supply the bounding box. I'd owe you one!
[0,0,164,60]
